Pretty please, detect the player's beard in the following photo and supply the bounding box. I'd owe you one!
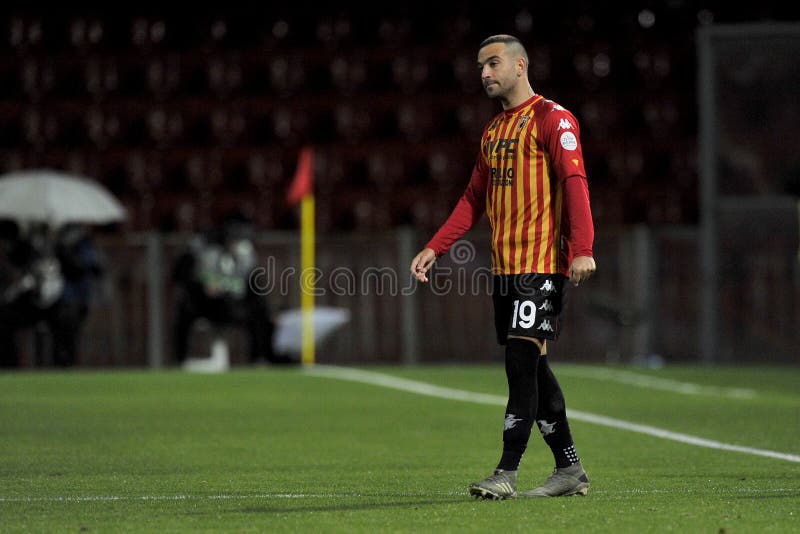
[484,81,503,99]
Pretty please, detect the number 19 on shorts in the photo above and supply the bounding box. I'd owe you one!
[511,299,536,329]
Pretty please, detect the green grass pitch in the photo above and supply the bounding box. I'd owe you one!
[1,363,799,533]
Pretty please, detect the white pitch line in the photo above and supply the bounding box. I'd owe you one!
[555,365,756,399]
[304,365,800,464]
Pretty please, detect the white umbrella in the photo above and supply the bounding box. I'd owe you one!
[0,169,126,227]
[273,306,351,357]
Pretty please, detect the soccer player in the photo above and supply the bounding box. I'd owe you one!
[409,34,596,499]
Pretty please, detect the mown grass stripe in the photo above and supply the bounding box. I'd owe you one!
[305,365,800,464]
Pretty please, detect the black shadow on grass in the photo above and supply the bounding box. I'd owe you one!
[220,496,476,515]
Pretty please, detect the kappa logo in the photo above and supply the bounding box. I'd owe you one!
[504,414,522,430]
[558,118,573,130]
[537,320,554,332]
[539,279,555,293]
[539,300,553,312]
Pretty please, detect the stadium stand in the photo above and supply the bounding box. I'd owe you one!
[0,5,797,235]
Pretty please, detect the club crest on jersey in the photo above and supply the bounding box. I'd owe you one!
[517,115,530,131]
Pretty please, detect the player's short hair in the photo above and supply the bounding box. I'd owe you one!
[479,34,529,67]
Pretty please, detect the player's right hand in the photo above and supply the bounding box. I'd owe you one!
[410,248,437,283]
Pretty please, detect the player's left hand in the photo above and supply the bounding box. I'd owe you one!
[410,247,437,283]
[569,256,596,286]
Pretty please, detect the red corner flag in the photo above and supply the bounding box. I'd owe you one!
[287,146,314,206]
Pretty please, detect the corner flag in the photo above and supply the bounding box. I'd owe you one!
[287,146,315,365]
[287,146,314,206]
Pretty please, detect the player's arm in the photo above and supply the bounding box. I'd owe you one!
[564,176,595,285]
[410,154,489,283]
[542,108,596,285]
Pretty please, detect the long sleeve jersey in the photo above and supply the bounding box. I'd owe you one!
[426,94,594,276]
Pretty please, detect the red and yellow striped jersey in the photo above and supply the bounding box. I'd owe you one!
[426,94,591,275]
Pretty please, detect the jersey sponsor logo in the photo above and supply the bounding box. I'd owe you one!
[504,413,523,430]
[558,118,573,130]
[537,320,554,332]
[484,138,518,157]
[491,166,514,186]
[559,131,578,151]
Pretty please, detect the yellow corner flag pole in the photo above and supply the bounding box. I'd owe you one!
[300,193,315,366]
[287,145,316,366]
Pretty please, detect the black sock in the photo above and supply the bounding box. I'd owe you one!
[536,358,580,468]
[497,338,541,471]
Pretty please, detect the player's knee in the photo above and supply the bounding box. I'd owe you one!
[543,393,565,417]
[506,335,546,355]
[536,388,565,420]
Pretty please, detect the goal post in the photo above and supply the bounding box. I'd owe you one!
[697,22,800,363]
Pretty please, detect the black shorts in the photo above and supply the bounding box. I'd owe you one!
[492,273,569,344]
